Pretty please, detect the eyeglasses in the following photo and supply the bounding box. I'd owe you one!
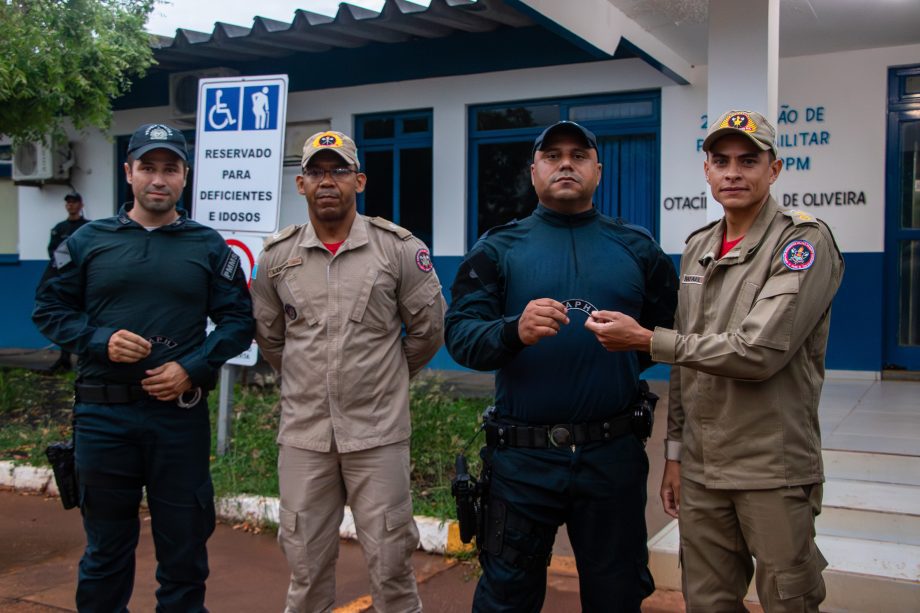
[302,167,357,182]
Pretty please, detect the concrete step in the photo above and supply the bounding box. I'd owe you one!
[823,449,920,486]
[820,478,920,545]
[648,522,920,612]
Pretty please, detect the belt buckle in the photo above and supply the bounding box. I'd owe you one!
[549,425,572,448]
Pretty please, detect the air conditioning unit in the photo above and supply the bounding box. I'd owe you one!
[12,137,73,183]
[169,67,240,120]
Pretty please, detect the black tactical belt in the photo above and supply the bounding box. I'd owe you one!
[75,383,149,404]
[484,414,633,449]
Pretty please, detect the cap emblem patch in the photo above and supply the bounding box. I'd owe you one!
[146,125,171,140]
[315,132,342,148]
[782,239,816,271]
[721,113,757,133]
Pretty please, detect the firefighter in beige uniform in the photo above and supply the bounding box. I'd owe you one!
[250,131,445,613]
[584,111,844,612]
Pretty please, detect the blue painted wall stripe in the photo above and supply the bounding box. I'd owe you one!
[0,253,888,374]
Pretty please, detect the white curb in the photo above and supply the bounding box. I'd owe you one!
[1,462,469,556]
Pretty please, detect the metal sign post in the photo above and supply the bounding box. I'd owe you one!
[217,364,236,456]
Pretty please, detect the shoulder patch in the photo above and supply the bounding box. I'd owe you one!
[220,251,241,281]
[52,241,73,270]
[782,210,819,226]
[263,224,301,251]
[368,216,413,240]
[415,248,433,272]
[480,218,518,240]
[685,219,721,244]
[781,239,816,271]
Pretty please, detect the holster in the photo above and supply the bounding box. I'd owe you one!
[45,440,79,510]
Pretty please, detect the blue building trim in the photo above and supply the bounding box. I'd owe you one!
[0,253,886,373]
[115,27,613,112]
[0,260,53,349]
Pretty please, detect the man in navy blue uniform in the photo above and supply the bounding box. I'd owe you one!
[40,192,91,371]
[33,123,254,612]
[445,121,678,612]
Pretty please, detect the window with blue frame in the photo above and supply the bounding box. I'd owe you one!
[355,111,433,248]
[468,92,660,247]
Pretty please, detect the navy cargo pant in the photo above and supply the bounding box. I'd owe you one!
[73,398,215,613]
[473,435,655,613]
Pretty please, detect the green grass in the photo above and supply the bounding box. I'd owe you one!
[0,368,492,520]
[0,368,74,465]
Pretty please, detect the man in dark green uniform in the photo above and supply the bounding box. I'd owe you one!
[33,123,254,612]
[41,192,90,371]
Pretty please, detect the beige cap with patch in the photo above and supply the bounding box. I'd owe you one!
[703,110,778,158]
[301,131,360,169]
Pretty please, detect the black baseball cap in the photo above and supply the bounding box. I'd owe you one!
[532,121,598,159]
[64,192,82,202]
[126,123,188,162]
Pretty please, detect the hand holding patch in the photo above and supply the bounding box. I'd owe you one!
[517,298,569,345]
[584,310,651,352]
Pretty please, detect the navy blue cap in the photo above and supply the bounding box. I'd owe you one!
[64,192,82,201]
[532,121,598,159]
[126,123,188,162]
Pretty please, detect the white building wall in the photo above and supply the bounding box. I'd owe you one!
[659,41,920,255]
[15,42,920,259]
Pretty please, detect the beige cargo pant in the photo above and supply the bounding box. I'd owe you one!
[277,440,422,613]
[678,477,827,612]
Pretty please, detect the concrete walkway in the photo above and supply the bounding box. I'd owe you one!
[1,352,915,611]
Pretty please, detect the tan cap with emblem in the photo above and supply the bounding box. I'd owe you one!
[301,131,360,169]
[703,110,778,158]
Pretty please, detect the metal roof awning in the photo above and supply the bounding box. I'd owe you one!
[149,0,536,72]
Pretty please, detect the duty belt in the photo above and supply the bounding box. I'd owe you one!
[484,413,633,449]
[75,383,148,404]
[75,383,203,408]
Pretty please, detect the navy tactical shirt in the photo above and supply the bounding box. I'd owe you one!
[33,204,254,389]
[445,205,678,424]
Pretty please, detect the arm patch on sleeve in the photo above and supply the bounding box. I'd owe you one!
[221,251,241,281]
[450,250,499,301]
[53,241,73,270]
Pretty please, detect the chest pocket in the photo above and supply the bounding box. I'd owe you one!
[281,274,319,327]
[726,280,761,331]
[349,268,397,332]
[747,273,800,350]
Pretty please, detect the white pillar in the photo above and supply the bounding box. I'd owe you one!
[706,0,779,221]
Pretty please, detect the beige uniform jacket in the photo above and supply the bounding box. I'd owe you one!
[250,215,446,453]
[651,198,844,489]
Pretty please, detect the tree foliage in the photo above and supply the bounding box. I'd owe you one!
[0,0,156,144]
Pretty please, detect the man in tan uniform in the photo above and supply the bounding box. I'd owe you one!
[250,130,445,613]
[584,110,844,611]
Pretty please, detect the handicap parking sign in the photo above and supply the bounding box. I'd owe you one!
[242,85,280,131]
[204,87,241,132]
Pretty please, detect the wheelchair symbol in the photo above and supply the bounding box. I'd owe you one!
[208,90,237,130]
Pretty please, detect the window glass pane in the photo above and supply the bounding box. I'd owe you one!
[905,75,920,95]
[399,148,433,247]
[899,240,920,345]
[476,105,560,131]
[402,117,429,134]
[477,141,537,237]
[362,151,394,220]
[569,101,654,122]
[900,121,920,230]
[363,119,395,140]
